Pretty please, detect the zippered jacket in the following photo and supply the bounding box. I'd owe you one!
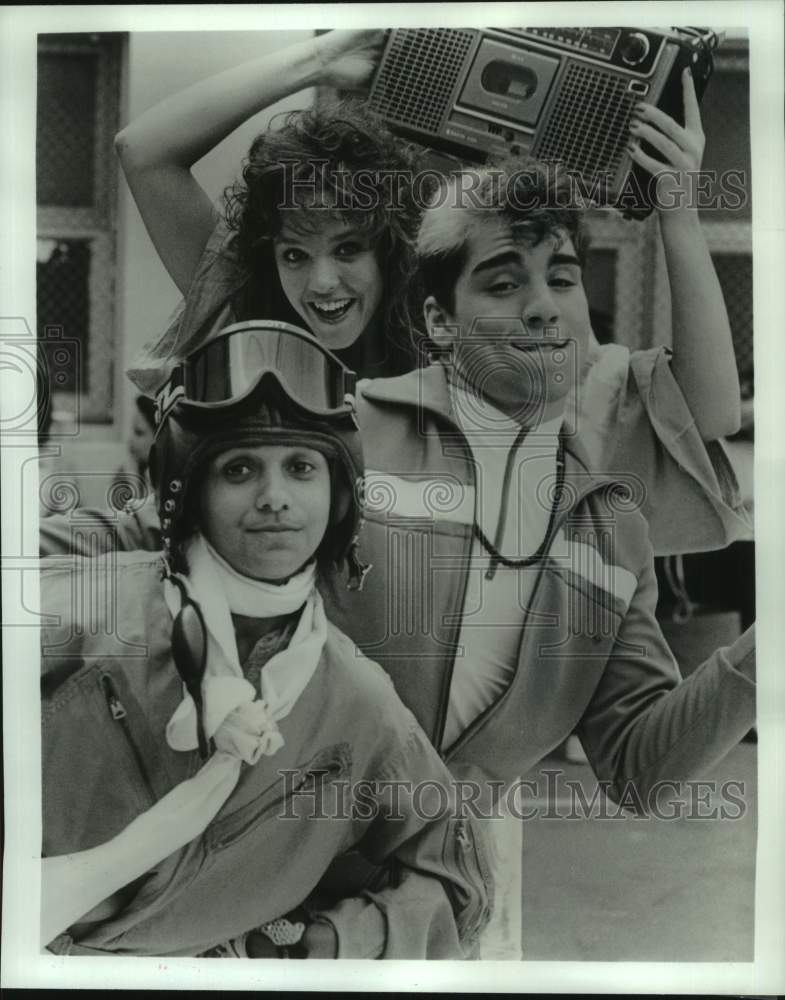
[41,552,491,958]
[122,214,750,555]
[40,346,750,563]
[39,364,755,791]
[323,366,756,787]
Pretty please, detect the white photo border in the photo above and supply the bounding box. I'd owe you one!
[2,2,783,993]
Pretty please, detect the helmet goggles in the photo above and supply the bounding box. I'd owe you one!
[156,320,357,424]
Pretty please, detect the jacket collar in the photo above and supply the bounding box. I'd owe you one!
[359,364,619,500]
[360,363,451,418]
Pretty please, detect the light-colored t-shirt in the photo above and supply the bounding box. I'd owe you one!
[441,385,562,751]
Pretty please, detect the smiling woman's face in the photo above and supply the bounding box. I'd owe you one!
[199,444,331,581]
[273,214,384,350]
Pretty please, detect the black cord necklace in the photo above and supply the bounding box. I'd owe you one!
[472,430,566,580]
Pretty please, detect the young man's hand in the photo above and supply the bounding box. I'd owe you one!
[313,29,386,92]
[302,918,339,958]
[627,68,705,221]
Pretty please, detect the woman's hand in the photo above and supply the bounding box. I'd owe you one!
[312,29,386,92]
[627,68,706,218]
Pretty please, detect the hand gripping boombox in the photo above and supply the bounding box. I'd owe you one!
[366,27,718,218]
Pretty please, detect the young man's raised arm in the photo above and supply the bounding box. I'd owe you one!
[576,68,749,553]
[629,68,741,440]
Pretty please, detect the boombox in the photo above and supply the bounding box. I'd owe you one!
[367,27,717,217]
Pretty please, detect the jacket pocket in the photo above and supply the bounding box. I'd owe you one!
[98,670,157,807]
[206,742,353,853]
[537,573,626,663]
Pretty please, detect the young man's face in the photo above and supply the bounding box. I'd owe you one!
[425,217,592,426]
[200,444,331,581]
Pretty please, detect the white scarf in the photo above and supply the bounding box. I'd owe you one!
[67,542,329,916]
[119,534,330,871]
[165,534,326,759]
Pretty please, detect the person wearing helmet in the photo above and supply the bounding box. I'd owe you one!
[39,322,490,959]
[39,54,749,559]
[112,32,747,557]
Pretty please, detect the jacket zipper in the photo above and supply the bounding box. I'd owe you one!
[100,672,156,803]
[453,818,492,939]
[443,499,578,765]
[436,417,561,758]
[433,548,471,753]
[456,819,491,885]
[431,428,476,753]
[209,766,320,850]
[393,391,615,757]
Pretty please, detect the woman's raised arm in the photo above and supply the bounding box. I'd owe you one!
[114,30,385,294]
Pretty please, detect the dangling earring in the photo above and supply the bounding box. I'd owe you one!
[427,341,454,366]
[427,322,460,367]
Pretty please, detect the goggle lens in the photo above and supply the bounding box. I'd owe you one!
[164,322,355,419]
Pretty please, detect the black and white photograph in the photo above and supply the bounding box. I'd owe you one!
[1,2,783,993]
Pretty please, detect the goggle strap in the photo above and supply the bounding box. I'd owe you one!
[169,573,211,760]
[154,367,186,427]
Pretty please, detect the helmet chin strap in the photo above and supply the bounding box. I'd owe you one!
[252,556,317,588]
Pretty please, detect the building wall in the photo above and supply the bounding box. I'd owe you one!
[116,29,316,424]
[47,30,315,506]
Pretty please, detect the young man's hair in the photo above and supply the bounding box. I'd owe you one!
[223,101,421,343]
[415,157,589,316]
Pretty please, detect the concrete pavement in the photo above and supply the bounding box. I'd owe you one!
[519,743,756,960]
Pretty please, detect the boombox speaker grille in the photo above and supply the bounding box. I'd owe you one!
[370,29,475,133]
[533,62,637,184]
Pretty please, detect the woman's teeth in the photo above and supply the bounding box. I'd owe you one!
[310,298,353,321]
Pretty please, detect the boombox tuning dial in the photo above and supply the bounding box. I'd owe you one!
[620,32,650,66]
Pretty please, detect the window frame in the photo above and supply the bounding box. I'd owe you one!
[583,209,649,350]
[36,33,122,426]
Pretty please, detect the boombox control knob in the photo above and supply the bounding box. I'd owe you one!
[620,32,650,66]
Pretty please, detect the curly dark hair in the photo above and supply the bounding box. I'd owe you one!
[415,156,590,317]
[224,101,422,357]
